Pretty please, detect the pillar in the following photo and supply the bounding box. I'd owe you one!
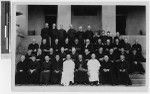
[57,5,71,31]
[102,5,116,35]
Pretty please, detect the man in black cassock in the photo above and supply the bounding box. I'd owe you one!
[15,55,28,85]
[63,38,71,54]
[84,39,93,53]
[129,50,145,74]
[51,23,58,46]
[100,55,113,85]
[59,47,67,61]
[83,49,91,63]
[72,38,83,54]
[70,47,78,62]
[41,23,50,45]
[51,55,63,85]
[52,38,61,54]
[74,54,88,85]
[67,24,76,44]
[40,39,50,56]
[106,31,113,43]
[75,26,84,45]
[28,39,39,55]
[116,55,132,85]
[84,25,94,41]
[27,56,40,84]
[132,39,146,62]
[58,25,67,44]
[40,56,52,85]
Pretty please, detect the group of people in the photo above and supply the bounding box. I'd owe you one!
[15,23,146,86]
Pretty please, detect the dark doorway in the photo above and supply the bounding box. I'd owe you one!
[45,16,57,30]
[116,15,126,35]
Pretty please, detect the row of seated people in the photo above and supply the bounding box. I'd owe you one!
[16,44,145,86]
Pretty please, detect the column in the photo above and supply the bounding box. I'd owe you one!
[57,5,71,31]
[102,5,116,35]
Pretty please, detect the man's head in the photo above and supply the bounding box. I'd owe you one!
[79,26,83,31]
[21,55,25,61]
[66,54,71,60]
[45,55,50,61]
[107,31,110,36]
[32,38,36,44]
[61,47,65,52]
[69,24,73,29]
[85,49,89,54]
[109,48,114,54]
[52,23,56,29]
[31,56,36,61]
[37,49,42,54]
[116,32,120,37]
[49,48,53,53]
[124,38,128,43]
[98,38,102,44]
[106,39,110,45]
[71,47,76,53]
[91,53,96,59]
[120,55,125,60]
[99,47,103,53]
[55,55,60,60]
[78,54,83,60]
[74,38,79,44]
[27,50,32,55]
[55,38,59,44]
[85,39,90,44]
[45,23,49,28]
[42,39,47,44]
[104,55,109,62]
[65,38,69,44]
[87,25,91,30]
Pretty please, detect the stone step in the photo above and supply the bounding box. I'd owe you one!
[129,74,145,79]
[131,79,145,85]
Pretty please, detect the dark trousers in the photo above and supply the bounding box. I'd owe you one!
[40,71,50,85]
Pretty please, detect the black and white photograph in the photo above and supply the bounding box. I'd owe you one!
[9,0,149,92]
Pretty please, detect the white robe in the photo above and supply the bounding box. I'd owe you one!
[61,59,75,86]
[87,59,101,82]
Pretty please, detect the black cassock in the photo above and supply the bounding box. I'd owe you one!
[52,43,61,54]
[41,28,50,44]
[51,28,59,45]
[116,59,132,85]
[40,43,50,56]
[100,60,113,85]
[75,31,84,45]
[58,29,67,44]
[74,59,88,84]
[63,42,71,54]
[67,28,76,43]
[40,61,52,84]
[15,60,28,85]
[83,30,94,40]
[84,43,94,53]
[129,53,145,74]
[70,52,78,62]
[28,43,39,55]
[59,52,67,61]
[27,60,40,84]
[51,59,63,84]
[83,53,91,63]
[72,42,83,54]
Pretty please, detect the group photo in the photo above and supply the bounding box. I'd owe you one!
[15,4,146,87]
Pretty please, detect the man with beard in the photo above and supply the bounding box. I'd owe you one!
[40,56,52,85]
[15,55,28,85]
[51,55,63,85]
[74,54,88,85]
[61,54,75,86]
[41,23,50,45]
[87,53,101,85]
[100,55,113,85]
[116,55,132,85]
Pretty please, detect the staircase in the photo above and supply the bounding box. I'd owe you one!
[129,62,146,86]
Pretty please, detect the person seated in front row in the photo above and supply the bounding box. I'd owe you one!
[100,55,113,85]
[87,53,101,85]
[132,39,146,62]
[129,50,145,74]
[61,54,75,86]
[51,55,63,85]
[116,55,132,85]
[28,38,39,55]
[15,55,28,85]
[74,54,88,85]
[40,39,50,56]
[40,56,52,85]
[27,55,40,84]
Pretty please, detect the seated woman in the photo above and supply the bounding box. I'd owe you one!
[51,55,63,85]
[100,55,113,85]
[40,56,52,85]
[116,55,132,85]
[87,53,101,85]
[129,50,145,74]
[74,54,88,85]
[15,55,28,85]
[61,54,75,86]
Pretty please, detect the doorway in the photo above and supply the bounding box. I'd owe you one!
[116,15,126,35]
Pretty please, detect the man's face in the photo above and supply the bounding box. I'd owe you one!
[91,54,96,59]
[45,23,49,28]
[45,56,50,61]
[31,56,36,61]
[43,39,46,44]
[104,56,109,61]
[87,26,91,30]
[66,55,71,60]
[78,55,82,60]
[21,55,25,61]
[56,55,60,60]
